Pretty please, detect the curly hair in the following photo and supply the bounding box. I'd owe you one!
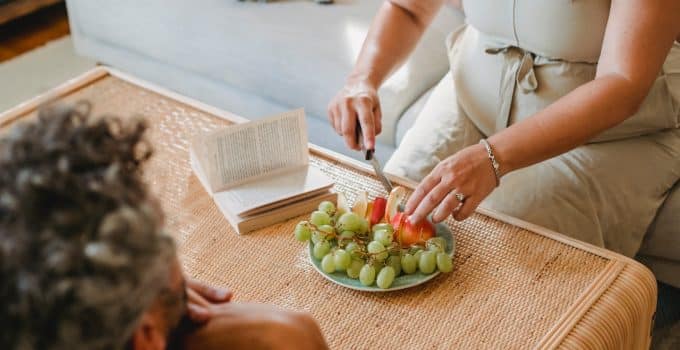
[0,102,176,350]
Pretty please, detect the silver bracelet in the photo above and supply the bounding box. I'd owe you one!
[479,139,501,187]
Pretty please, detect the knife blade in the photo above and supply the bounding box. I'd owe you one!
[355,124,393,194]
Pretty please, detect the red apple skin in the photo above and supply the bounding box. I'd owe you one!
[370,197,387,226]
[391,212,435,247]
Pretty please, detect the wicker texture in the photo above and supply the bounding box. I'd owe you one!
[3,74,656,349]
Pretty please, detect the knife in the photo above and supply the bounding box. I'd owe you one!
[356,123,394,194]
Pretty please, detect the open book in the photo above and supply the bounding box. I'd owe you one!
[190,109,336,234]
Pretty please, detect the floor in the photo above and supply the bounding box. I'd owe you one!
[0,1,69,62]
[0,2,95,111]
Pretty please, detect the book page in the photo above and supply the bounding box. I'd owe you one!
[194,109,309,192]
[219,166,333,216]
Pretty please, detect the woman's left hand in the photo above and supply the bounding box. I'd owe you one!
[404,144,498,224]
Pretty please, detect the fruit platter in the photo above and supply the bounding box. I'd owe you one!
[294,186,455,291]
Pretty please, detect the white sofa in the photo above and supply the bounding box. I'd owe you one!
[65,0,678,287]
[66,0,463,161]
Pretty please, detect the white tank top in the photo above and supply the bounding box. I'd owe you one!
[450,0,680,140]
[464,0,610,63]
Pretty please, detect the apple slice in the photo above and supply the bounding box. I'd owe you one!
[365,202,374,220]
[336,192,350,216]
[370,197,387,226]
[352,191,368,218]
[385,186,407,222]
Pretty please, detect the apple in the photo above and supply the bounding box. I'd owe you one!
[390,212,435,248]
[369,197,387,226]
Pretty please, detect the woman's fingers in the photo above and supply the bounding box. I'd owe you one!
[340,102,359,150]
[374,102,383,135]
[405,173,440,215]
[327,102,342,135]
[356,100,376,150]
[409,181,451,224]
[187,278,233,303]
[453,195,479,221]
[431,191,460,223]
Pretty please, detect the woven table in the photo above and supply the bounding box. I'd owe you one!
[0,68,657,349]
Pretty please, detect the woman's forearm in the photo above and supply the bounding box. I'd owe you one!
[490,74,653,176]
[347,1,443,88]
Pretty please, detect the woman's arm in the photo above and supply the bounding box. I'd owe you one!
[328,0,444,150]
[406,0,680,224]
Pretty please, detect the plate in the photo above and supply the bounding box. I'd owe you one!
[308,222,455,292]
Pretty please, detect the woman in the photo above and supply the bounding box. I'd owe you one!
[328,0,680,259]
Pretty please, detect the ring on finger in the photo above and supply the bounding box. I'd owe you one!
[455,193,466,203]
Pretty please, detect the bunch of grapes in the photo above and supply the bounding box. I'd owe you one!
[295,200,453,289]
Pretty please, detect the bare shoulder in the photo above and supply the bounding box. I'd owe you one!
[181,303,327,350]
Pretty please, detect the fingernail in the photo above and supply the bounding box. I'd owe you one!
[216,289,230,299]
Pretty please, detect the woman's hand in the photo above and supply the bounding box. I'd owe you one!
[186,278,233,323]
[327,81,382,151]
[405,144,497,224]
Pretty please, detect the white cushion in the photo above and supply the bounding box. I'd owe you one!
[66,0,463,146]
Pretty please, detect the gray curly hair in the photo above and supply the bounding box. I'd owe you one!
[0,103,176,349]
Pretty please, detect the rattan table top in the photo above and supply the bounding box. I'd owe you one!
[0,68,657,349]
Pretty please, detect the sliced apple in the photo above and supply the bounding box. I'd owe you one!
[369,197,387,226]
[352,191,368,218]
[365,202,374,220]
[385,186,407,222]
[336,192,350,216]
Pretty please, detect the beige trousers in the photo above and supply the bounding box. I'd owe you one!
[385,70,680,257]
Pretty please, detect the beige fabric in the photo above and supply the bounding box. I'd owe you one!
[386,2,680,259]
[464,0,610,63]
[385,70,483,180]
[452,26,680,142]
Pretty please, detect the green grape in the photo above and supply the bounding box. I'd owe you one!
[436,252,453,273]
[372,223,394,234]
[294,221,312,242]
[336,212,363,232]
[334,249,351,271]
[387,255,402,276]
[311,231,324,244]
[376,266,396,289]
[321,254,336,273]
[358,217,370,234]
[318,201,336,216]
[345,242,361,259]
[359,264,376,286]
[401,253,417,274]
[419,251,437,274]
[313,241,331,260]
[374,229,393,247]
[413,249,424,263]
[317,225,335,239]
[339,230,355,241]
[426,237,447,253]
[346,259,363,279]
[310,210,331,227]
[367,241,388,262]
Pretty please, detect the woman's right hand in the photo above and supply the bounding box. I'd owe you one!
[327,81,382,151]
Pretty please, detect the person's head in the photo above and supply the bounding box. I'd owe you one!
[0,103,186,350]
